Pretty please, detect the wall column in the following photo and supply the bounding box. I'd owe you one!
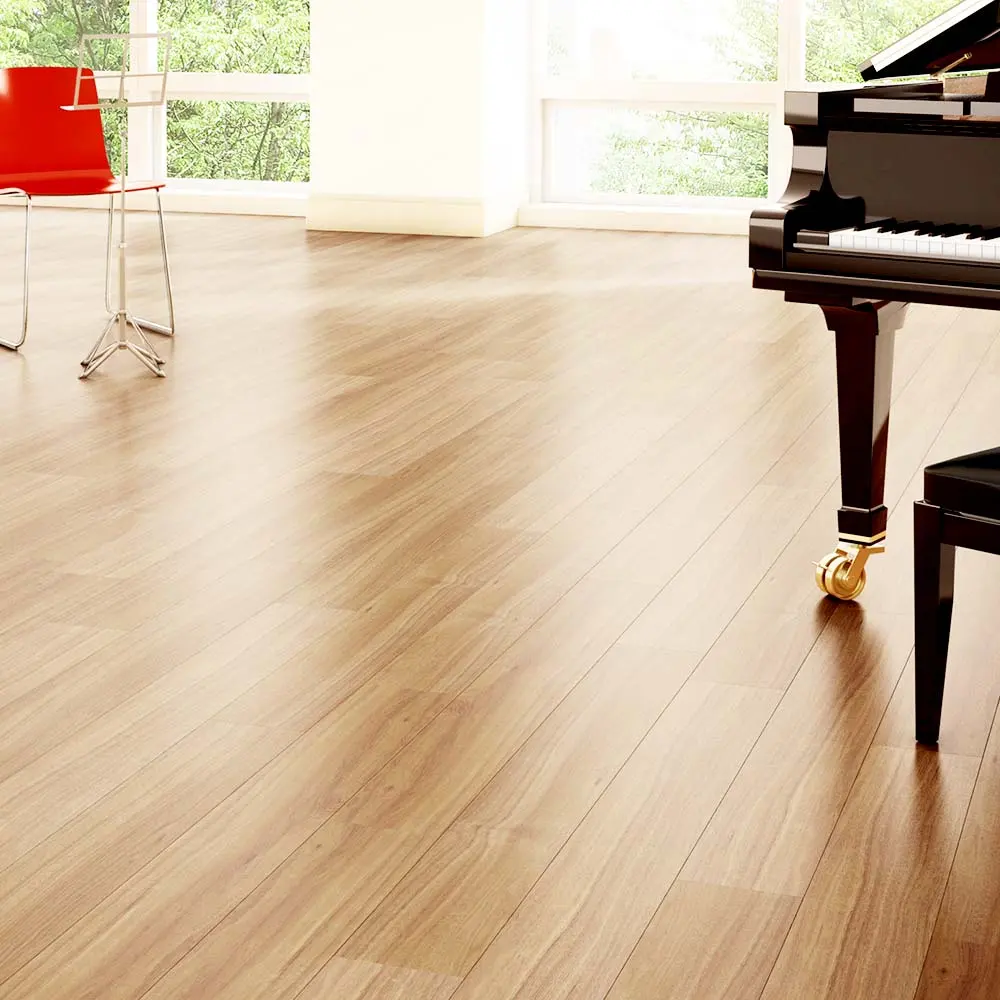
[309,0,530,237]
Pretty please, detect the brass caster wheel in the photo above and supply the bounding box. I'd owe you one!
[815,550,867,601]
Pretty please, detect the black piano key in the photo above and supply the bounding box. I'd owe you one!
[853,218,894,233]
[926,224,964,237]
[948,226,987,242]
[885,220,921,232]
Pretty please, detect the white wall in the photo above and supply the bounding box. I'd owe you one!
[308,0,530,237]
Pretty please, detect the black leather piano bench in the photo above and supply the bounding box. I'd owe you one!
[914,448,1000,745]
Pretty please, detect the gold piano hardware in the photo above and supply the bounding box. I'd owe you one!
[933,51,973,78]
[815,542,884,601]
[838,530,887,545]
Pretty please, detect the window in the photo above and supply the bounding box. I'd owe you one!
[550,107,769,201]
[547,0,777,82]
[537,0,954,207]
[159,0,308,75]
[157,1,309,182]
[167,100,309,181]
[0,0,309,188]
[804,0,954,83]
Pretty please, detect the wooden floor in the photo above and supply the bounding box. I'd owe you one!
[1,209,1000,1000]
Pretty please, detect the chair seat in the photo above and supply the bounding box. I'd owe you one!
[0,170,164,197]
[925,446,1000,520]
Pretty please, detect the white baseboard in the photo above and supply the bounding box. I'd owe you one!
[306,194,519,237]
[2,187,754,237]
[518,202,753,236]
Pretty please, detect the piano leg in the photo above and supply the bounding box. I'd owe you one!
[816,299,907,600]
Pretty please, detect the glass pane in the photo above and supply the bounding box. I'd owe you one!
[805,0,955,83]
[158,0,309,74]
[0,1,127,67]
[547,0,777,82]
[167,101,309,181]
[550,107,769,199]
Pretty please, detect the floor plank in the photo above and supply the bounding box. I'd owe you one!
[0,719,294,983]
[914,706,1000,1000]
[760,747,979,1000]
[681,607,915,896]
[606,881,798,1000]
[445,682,778,1000]
[337,645,696,977]
[295,959,460,1000]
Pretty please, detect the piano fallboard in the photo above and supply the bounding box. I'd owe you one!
[826,129,1000,230]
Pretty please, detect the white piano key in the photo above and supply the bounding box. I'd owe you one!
[837,226,871,250]
[953,235,985,259]
[842,225,880,251]
[890,230,918,251]
[940,235,968,257]
[921,235,945,255]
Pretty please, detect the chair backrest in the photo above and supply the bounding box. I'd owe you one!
[0,66,112,178]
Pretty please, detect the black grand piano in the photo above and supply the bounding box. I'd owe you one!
[750,0,1000,600]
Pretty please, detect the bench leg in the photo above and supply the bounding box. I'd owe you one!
[914,500,956,745]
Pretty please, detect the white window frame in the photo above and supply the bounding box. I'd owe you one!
[525,0,808,232]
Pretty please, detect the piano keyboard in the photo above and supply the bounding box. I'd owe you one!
[798,221,1000,261]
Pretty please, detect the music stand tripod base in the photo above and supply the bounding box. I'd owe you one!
[80,307,165,378]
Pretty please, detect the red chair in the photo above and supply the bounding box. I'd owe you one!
[0,66,174,350]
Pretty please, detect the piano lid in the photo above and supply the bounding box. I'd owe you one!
[859,0,1000,80]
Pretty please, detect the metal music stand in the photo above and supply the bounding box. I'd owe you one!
[68,32,172,378]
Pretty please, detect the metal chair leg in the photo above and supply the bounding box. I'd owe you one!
[0,189,30,351]
[131,189,174,337]
[105,187,174,337]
